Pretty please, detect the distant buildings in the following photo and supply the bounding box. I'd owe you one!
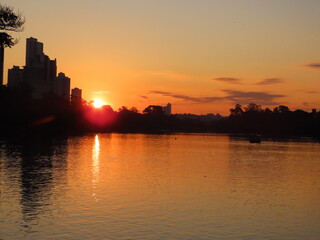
[7,66,23,88]
[23,37,57,99]
[175,113,223,122]
[163,103,172,115]
[7,37,80,102]
[54,72,70,100]
[71,87,82,104]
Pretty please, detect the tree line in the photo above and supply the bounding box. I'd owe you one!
[1,86,320,138]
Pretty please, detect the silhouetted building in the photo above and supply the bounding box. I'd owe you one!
[23,38,57,99]
[6,37,80,102]
[26,37,44,66]
[54,72,70,100]
[7,66,23,88]
[7,37,72,100]
[71,88,82,104]
[163,103,172,115]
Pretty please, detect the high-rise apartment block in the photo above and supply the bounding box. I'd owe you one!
[71,87,82,104]
[7,37,76,101]
[26,37,44,66]
[23,37,57,99]
[54,72,70,100]
[7,66,24,88]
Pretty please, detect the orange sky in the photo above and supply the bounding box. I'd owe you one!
[3,0,320,115]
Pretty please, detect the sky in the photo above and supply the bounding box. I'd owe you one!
[3,0,320,115]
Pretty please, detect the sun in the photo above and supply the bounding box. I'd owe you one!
[93,99,105,108]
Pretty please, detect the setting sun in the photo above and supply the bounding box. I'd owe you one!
[93,99,105,108]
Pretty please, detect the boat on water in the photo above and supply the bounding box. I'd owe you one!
[248,135,261,143]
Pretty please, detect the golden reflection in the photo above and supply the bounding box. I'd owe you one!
[92,135,100,200]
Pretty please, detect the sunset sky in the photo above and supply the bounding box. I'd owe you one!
[3,0,320,115]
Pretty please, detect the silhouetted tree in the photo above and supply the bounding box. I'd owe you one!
[129,107,139,113]
[278,105,290,114]
[264,107,272,114]
[273,107,279,114]
[244,103,262,112]
[0,4,25,85]
[229,104,243,117]
[143,105,164,115]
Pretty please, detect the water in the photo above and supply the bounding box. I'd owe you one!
[1,133,320,239]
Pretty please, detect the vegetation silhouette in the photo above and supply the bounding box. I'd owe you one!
[226,103,320,137]
[0,4,25,85]
[1,85,320,139]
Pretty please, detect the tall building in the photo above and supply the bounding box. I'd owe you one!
[26,37,44,67]
[163,103,172,115]
[7,66,23,88]
[54,72,70,100]
[7,37,67,100]
[23,38,57,99]
[71,87,82,104]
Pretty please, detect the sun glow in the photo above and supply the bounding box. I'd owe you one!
[93,99,105,108]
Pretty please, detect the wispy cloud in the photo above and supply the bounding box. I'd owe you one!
[222,90,285,105]
[213,77,242,85]
[149,91,221,103]
[256,78,283,85]
[305,63,320,69]
[151,90,171,95]
[306,90,317,94]
[139,95,149,99]
[150,89,285,105]
[303,102,309,106]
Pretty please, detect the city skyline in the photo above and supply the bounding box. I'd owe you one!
[2,0,320,115]
[8,37,75,101]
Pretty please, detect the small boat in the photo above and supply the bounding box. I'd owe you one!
[248,135,261,143]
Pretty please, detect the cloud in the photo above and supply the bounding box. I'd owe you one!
[222,89,285,105]
[149,91,221,103]
[303,102,309,106]
[213,77,242,84]
[305,63,320,69]
[139,95,149,99]
[150,90,171,95]
[256,78,283,85]
[306,90,317,94]
[150,89,285,105]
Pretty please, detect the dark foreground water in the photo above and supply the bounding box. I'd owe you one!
[1,133,320,239]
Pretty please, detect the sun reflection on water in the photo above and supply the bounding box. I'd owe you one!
[92,134,100,200]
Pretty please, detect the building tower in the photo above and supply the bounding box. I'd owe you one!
[71,87,82,104]
[163,103,172,115]
[7,66,23,88]
[54,72,70,100]
[23,37,57,99]
[26,37,44,66]
[7,37,74,101]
